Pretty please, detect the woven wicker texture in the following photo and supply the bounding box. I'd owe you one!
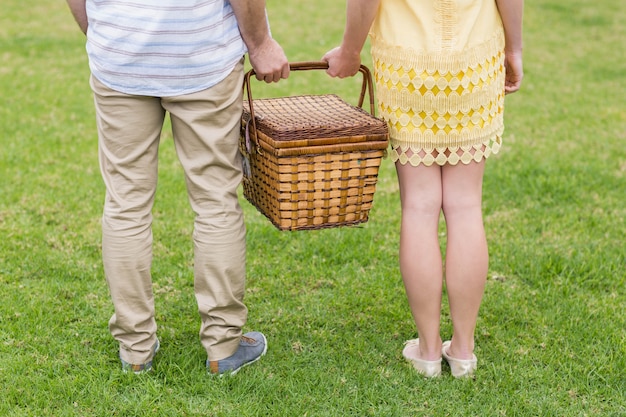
[241,148,386,230]
[243,94,388,142]
[240,62,389,231]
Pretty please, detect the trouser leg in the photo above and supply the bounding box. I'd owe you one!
[91,76,165,364]
[163,60,247,361]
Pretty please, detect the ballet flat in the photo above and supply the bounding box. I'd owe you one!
[442,340,477,378]
[402,339,442,378]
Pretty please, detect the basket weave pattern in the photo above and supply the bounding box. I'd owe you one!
[240,62,389,231]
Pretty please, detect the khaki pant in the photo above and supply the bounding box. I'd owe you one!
[91,61,247,365]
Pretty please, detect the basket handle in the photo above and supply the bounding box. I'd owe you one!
[243,61,376,152]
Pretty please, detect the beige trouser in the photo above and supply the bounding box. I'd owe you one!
[91,60,247,365]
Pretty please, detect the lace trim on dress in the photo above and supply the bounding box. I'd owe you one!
[388,130,503,166]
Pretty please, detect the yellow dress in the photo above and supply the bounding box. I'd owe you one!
[370,0,506,166]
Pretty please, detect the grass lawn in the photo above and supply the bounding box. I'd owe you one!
[0,0,624,415]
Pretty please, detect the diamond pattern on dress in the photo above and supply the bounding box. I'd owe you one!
[372,32,506,166]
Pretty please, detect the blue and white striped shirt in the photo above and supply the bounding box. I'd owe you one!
[85,0,247,96]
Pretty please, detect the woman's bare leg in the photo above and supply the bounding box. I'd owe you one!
[441,160,488,359]
[396,161,444,360]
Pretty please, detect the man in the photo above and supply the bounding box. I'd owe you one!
[66,0,289,375]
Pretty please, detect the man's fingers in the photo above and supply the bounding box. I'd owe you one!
[256,67,289,83]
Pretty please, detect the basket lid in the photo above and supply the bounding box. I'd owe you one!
[243,94,389,142]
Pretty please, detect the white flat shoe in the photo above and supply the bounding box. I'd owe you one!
[402,339,441,378]
[442,340,477,378]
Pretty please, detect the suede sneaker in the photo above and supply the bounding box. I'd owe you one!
[120,339,160,374]
[207,332,267,376]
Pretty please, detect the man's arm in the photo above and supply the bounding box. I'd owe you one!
[229,0,289,82]
[66,0,88,34]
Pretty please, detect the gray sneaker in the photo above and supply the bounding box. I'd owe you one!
[120,339,160,374]
[207,332,267,376]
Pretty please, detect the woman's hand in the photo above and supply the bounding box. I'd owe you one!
[503,50,523,94]
[322,47,362,78]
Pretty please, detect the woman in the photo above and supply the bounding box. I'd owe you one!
[323,0,523,377]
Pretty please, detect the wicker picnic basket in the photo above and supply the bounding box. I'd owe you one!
[240,61,389,231]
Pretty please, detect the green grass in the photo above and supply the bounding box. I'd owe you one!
[1,0,625,415]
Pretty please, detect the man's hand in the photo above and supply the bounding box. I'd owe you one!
[230,0,289,83]
[248,37,290,83]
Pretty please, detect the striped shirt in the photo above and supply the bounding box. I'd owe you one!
[85,0,247,96]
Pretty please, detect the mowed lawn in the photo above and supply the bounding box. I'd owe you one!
[0,0,624,416]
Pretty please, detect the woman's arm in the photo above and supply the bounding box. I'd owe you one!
[323,0,381,78]
[496,0,524,93]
